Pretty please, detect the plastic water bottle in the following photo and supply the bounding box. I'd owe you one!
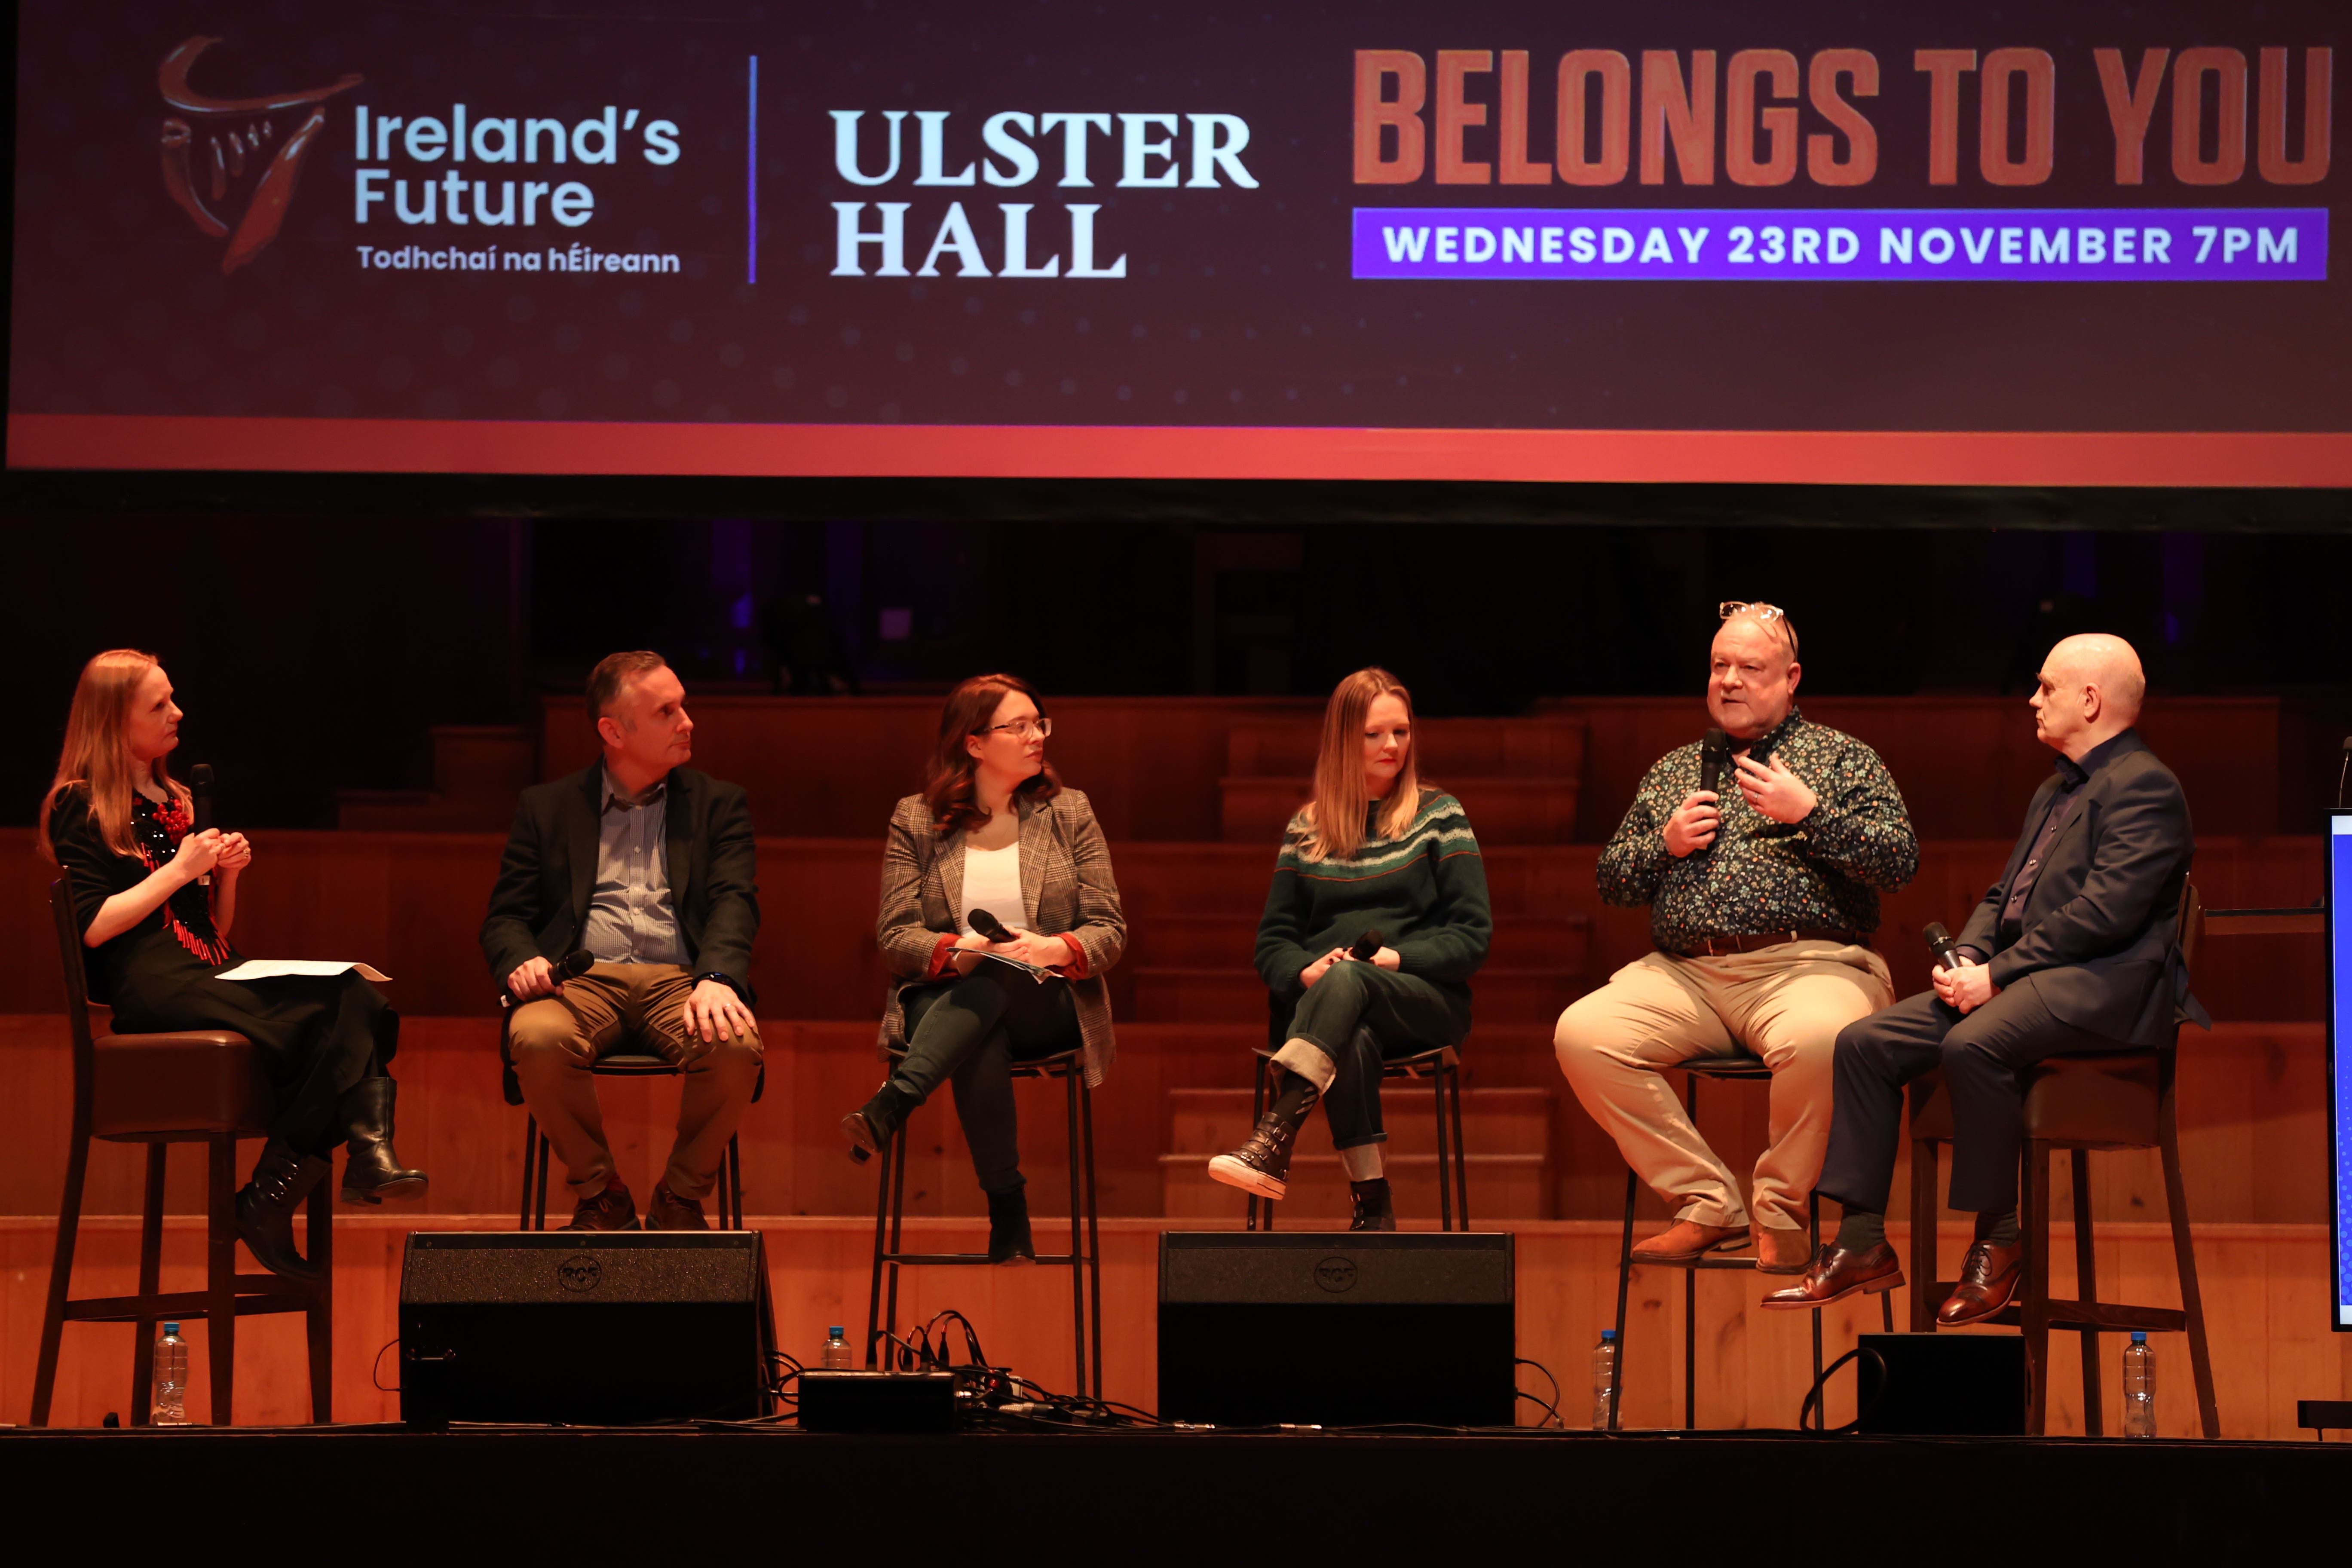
[2122,1330,2155,1437]
[821,1325,851,1370]
[152,1322,188,1426]
[1591,1328,1619,1430]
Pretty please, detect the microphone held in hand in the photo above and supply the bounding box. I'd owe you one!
[554,949,597,981]
[968,907,1015,944]
[1922,922,1962,974]
[1348,928,1384,962]
[189,764,215,886]
[1699,729,1730,798]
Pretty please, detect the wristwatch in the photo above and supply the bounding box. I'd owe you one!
[693,970,746,1001]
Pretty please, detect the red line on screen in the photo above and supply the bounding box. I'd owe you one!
[11,414,2352,486]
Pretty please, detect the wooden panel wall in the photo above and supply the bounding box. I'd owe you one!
[6,1213,2343,1441]
[530,693,2288,842]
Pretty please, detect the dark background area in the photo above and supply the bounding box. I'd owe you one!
[4,506,2351,828]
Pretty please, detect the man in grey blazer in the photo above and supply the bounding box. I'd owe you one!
[1767,633,2207,1317]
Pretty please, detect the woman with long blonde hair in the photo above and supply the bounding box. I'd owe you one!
[42,652,424,1279]
[1207,668,1492,1229]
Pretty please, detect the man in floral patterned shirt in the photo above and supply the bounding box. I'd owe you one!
[1555,605,1918,1274]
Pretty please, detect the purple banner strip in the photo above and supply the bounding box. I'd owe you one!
[1351,208,2328,282]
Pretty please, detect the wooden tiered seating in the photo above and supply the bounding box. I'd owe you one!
[1219,715,1586,844]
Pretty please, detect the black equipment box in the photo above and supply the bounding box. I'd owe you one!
[399,1231,776,1427]
[1855,1332,2027,1434]
[798,1371,959,1433]
[1158,1231,1515,1428]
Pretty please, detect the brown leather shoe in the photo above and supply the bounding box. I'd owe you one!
[1936,1241,2024,1326]
[563,1180,639,1231]
[1632,1219,1750,1263]
[1759,1241,1902,1309]
[645,1181,710,1232]
[1753,1223,1813,1275]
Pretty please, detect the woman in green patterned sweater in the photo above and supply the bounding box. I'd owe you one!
[1207,668,1492,1230]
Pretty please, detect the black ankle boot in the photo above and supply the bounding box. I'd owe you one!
[987,1187,1036,1265]
[842,1081,919,1163]
[1206,1078,1320,1200]
[1349,1177,1397,1232]
[236,1139,331,1280]
[338,1077,428,1204]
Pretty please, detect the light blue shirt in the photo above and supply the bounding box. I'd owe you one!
[581,765,688,967]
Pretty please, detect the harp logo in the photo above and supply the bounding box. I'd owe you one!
[159,36,361,274]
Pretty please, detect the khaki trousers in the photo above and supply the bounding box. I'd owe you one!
[1553,940,1892,1232]
[510,962,763,1202]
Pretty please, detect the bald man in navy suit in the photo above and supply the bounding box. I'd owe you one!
[1765,634,2208,1319]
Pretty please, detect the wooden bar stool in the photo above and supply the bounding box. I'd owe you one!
[1905,876,2219,1437]
[496,1003,753,1229]
[33,882,331,1428]
[863,1045,1103,1399]
[1607,1053,1890,1431]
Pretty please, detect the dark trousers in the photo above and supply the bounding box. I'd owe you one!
[1281,961,1468,1149]
[1818,982,2127,1216]
[892,962,1081,1195]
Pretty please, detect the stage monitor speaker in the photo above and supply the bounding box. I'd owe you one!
[399,1231,777,1427]
[1158,1231,1514,1428]
[1855,1332,2027,1435]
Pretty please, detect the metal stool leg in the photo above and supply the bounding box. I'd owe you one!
[1611,1166,1635,1431]
[519,1113,539,1230]
[1810,1191,1824,1415]
[1448,1059,1470,1229]
[883,1122,911,1368]
[1433,1060,1455,1232]
[1683,1076,1699,1430]
[727,1134,747,1230]
[1082,1075,1104,1403]
[864,1124,894,1370]
[1063,1065,1087,1399]
[1246,1055,1271,1232]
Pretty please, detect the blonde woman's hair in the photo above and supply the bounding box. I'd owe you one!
[40,649,184,862]
[1297,667,1421,861]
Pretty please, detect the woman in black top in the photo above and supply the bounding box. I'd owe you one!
[41,651,425,1278]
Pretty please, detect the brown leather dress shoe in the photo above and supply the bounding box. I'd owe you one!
[563,1180,639,1231]
[1753,1223,1813,1275]
[1936,1241,2024,1326]
[1632,1219,1750,1262]
[645,1181,711,1232]
[1759,1241,1902,1309]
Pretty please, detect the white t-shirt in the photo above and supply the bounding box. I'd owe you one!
[958,843,1024,936]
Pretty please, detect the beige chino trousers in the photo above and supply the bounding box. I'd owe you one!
[510,962,763,1202]
[1554,940,1892,1232]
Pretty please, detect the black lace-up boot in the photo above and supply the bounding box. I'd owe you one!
[1206,1074,1320,1200]
[1348,1177,1396,1231]
[988,1187,1037,1265]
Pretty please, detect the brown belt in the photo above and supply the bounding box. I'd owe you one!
[1672,928,1868,959]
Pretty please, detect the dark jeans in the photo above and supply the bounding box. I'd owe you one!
[1818,982,2129,1216]
[892,962,1081,1195]
[1281,962,1468,1150]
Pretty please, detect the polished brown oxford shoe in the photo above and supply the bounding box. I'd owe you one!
[1631,1219,1750,1263]
[1759,1240,1903,1309]
[1936,1241,2024,1326]
[644,1181,710,1231]
[563,1179,639,1231]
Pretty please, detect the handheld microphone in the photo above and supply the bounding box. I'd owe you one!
[968,907,1014,943]
[189,763,215,886]
[554,949,596,981]
[1348,928,1384,962]
[1923,922,1962,974]
[1699,729,1730,797]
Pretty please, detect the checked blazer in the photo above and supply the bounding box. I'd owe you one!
[875,786,1125,1085]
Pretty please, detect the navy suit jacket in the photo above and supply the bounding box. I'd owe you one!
[1955,731,2209,1048]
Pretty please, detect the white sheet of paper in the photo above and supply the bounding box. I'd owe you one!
[215,959,392,983]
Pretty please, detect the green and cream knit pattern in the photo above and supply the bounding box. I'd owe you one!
[1255,787,1493,1000]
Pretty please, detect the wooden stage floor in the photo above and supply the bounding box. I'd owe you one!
[8,1212,2347,1440]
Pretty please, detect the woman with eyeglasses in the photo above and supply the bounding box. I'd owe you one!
[1207,667,1491,1231]
[846,674,1126,1263]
